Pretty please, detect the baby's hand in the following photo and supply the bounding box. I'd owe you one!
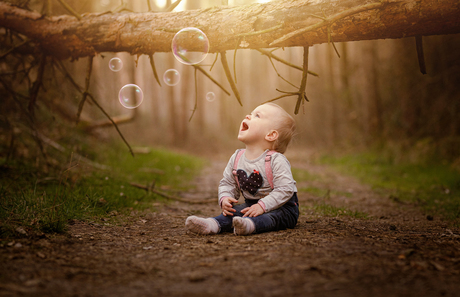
[241,203,264,217]
[221,197,238,216]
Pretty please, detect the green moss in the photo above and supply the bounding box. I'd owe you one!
[297,186,353,198]
[318,152,460,223]
[0,143,206,237]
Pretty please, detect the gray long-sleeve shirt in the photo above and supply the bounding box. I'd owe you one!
[218,149,297,212]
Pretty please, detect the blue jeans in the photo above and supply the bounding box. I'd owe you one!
[214,193,299,234]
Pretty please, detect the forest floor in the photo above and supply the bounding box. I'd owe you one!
[1,150,460,297]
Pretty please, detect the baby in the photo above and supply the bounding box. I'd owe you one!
[185,103,299,235]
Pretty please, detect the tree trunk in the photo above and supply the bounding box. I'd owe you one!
[0,0,459,60]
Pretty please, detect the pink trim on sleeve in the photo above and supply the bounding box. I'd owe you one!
[219,196,225,207]
[258,200,266,212]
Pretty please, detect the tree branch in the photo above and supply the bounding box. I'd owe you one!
[295,46,309,114]
[415,35,427,74]
[0,38,29,59]
[1,0,459,59]
[76,56,93,124]
[148,54,161,86]
[192,64,231,96]
[28,53,46,115]
[220,51,242,106]
[55,0,82,20]
[269,2,384,46]
[189,68,198,122]
[52,60,134,156]
[85,113,134,130]
[255,48,319,76]
[266,47,310,114]
[86,93,135,157]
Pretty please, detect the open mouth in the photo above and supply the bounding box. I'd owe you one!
[241,121,249,131]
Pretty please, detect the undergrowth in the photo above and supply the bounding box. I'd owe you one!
[311,201,369,219]
[0,142,205,238]
[293,168,368,219]
[318,152,460,224]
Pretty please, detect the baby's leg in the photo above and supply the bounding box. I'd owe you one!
[251,195,299,234]
[213,203,248,233]
[233,217,255,235]
[185,216,219,235]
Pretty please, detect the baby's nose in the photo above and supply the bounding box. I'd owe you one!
[245,114,251,120]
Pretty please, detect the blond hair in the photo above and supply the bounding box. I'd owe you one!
[265,103,296,154]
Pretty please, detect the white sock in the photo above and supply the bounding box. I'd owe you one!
[233,217,255,236]
[185,216,219,235]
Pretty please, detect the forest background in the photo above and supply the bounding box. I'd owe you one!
[1,0,459,165]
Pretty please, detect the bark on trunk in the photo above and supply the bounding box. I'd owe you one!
[0,0,459,60]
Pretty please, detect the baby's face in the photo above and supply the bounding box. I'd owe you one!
[238,104,280,144]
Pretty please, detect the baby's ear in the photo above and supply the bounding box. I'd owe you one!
[265,130,279,142]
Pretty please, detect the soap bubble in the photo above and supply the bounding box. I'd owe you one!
[109,57,123,72]
[119,84,143,109]
[172,27,209,65]
[163,69,180,86]
[206,92,216,102]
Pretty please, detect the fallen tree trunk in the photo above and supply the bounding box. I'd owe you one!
[0,0,459,59]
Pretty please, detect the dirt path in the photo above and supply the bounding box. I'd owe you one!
[1,154,460,297]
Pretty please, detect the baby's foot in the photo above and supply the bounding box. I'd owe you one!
[185,216,219,235]
[233,217,255,236]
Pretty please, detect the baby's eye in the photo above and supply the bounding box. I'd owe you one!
[255,113,260,118]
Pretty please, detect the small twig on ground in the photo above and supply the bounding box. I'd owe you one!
[130,183,215,204]
[33,130,111,170]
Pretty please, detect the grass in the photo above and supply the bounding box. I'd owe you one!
[310,202,369,219]
[297,186,353,199]
[293,168,369,219]
[318,152,460,223]
[291,168,320,183]
[0,143,206,238]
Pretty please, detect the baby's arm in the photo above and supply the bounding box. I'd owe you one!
[241,203,264,217]
[258,154,296,212]
[221,196,238,216]
[218,150,241,215]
